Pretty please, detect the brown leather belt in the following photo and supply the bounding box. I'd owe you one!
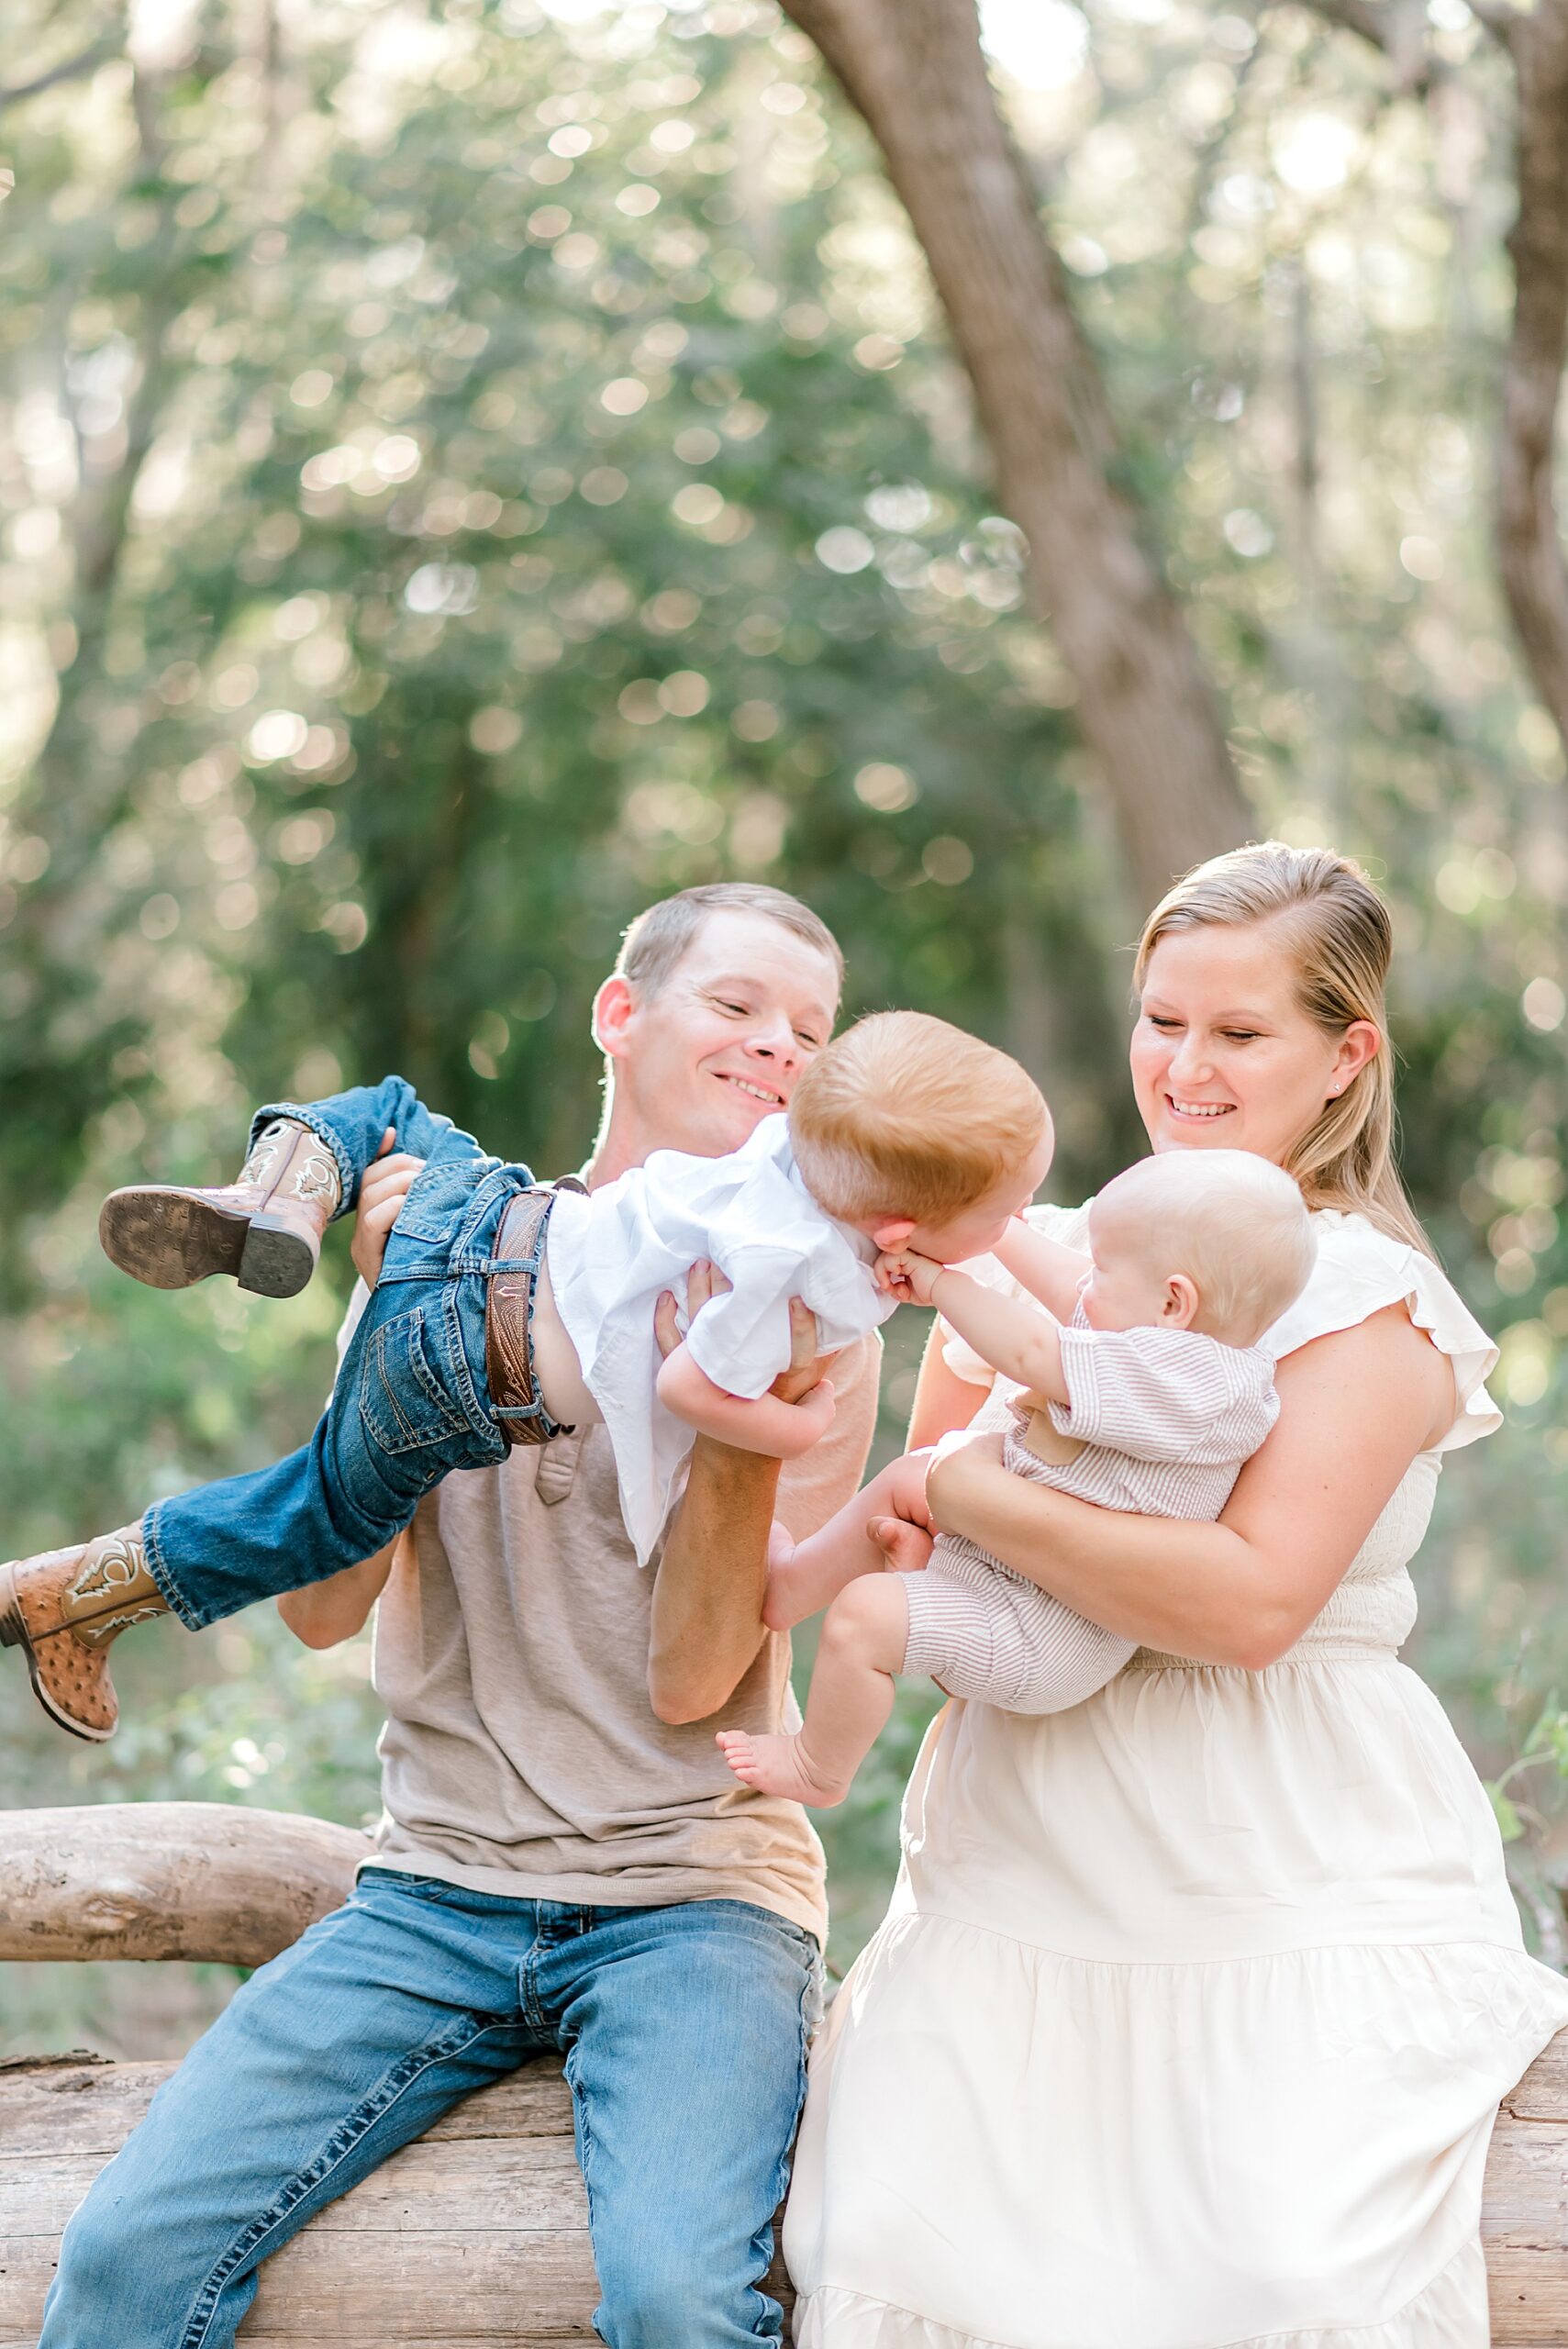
[484,1184,577,1448]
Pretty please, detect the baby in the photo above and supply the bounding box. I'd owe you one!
[2,1013,1052,1742]
[717,1150,1317,1808]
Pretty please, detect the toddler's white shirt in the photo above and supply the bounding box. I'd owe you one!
[545,1114,895,1566]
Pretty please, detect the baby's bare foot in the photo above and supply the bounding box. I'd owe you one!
[761,1523,826,1632]
[868,1516,934,1574]
[716,1729,851,1808]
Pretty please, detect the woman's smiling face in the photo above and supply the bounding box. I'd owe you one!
[1129,920,1380,1168]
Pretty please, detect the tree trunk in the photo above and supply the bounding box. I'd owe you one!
[0,1804,370,1965]
[778,0,1252,911]
[1285,0,1568,773]
[1496,0,1568,760]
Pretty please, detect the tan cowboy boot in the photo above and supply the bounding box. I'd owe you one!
[98,1119,341,1297]
[0,1524,167,1742]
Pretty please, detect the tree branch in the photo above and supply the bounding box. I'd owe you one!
[1286,0,1443,93]
[0,1803,369,1965]
[1496,0,1568,754]
[0,39,116,115]
[1466,0,1522,56]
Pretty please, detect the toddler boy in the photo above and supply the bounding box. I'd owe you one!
[2,1014,1051,1742]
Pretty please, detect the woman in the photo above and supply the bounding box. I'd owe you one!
[785,842,1568,2347]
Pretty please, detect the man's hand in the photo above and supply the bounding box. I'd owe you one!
[875,1246,944,1308]
[350,1129,427,1287]
[771,1295,841,1405]
[653,1257,731,1358]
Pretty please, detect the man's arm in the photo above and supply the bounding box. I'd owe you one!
[648,1286,840,1725]
[276,1134,423,1651]
[276,1542,397,1647]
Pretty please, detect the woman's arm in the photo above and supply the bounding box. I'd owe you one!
[906,1314,992,1452]
[925,1304,1455,1668]
[991,1218,1090,1322]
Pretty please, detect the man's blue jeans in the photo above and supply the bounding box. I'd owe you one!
[40,1871,823,2349]
[143,1076,556,1632]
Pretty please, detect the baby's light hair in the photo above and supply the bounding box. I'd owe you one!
[788,1011,1049,1224]
[1095,1151,1317,1347]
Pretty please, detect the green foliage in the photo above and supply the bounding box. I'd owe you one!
[3,0,1566,2035]
[1486,1702,1568,1846]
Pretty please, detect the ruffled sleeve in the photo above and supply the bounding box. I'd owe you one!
[938,1200,1093,1389]
[1263,1210,1501,1454]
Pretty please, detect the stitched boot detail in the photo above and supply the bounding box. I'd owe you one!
[99,1119,342,1297]
[0,1525,166,1742]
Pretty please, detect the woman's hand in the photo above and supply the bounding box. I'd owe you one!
[924,1429,1004,1534]
[350,1129,427,1287]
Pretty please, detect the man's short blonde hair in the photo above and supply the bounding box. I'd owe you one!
[788,1011,1049,1223]
[1095,1151,1317,1347]
[617,884,843,995]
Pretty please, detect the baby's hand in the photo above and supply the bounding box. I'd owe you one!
[874,1247,944,1308]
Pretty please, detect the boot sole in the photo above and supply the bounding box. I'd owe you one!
[99,1190,315,1298]
[0,1563,113,1744]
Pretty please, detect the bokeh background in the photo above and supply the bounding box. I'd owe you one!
[3,0,1565,2055]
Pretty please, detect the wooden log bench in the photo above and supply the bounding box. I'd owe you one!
[1,1804,1565,2344]
[0,1804,790,2344]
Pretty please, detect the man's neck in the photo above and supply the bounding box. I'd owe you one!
[582,1090,660,1191]
[581,1137,632,1192]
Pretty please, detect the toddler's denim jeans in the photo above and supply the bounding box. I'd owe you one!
[39,1870,824,2347]
[142,1075,556,1631]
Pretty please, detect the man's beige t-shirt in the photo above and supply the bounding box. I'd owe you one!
[365,1324,881,1946]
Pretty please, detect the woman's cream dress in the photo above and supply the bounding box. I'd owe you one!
[786,1208,1568,2348]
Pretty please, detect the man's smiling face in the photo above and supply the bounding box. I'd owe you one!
[597,908,841,1163]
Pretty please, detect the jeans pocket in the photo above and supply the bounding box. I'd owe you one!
[363,1305,468,1455]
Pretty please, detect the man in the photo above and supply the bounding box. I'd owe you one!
[40,883,881,2348]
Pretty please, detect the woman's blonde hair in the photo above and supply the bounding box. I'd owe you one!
[1133,841,1431,1256]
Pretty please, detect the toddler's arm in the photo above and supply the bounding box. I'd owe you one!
[991,1217,1091,1321]
[880,1249,1072,1408]
[657,1340,836,1461]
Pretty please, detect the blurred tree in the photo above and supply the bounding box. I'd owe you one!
[782,0,1251,907]
[2,0,1566,2007]
[1270,0,1568,760]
